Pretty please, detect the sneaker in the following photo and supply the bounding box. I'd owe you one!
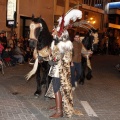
[72,87,75,91]
[29,58,35,65]
[115,64,120,69]
[75,81,78,87]
[115,64,120,71]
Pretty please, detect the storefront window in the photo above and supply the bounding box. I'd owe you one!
[83,10,103,30]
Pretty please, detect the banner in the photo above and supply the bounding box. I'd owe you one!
[7,0,16,20]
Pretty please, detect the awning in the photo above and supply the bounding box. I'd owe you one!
[106,2,120,14]
[109,23,120,29]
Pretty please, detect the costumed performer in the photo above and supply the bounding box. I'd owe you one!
[45,9,83,118]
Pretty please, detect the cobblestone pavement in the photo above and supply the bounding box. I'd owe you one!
[0,55,120,120]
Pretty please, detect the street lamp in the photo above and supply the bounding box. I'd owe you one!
[87,17,96,25]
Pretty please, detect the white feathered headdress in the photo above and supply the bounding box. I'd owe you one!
[51,9,82,54]
[56,9,82,37]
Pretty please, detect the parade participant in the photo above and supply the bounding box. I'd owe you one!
[71,33,82,89]
[45,9,83,118]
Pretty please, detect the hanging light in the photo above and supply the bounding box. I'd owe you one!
[90,17,93,20]
[92,21,96,24]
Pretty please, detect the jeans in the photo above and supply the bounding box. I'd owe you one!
[14,55,24,63]
[71,62,81,87]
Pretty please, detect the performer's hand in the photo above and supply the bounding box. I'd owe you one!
[88,50,93,54]
[71,62,74,66]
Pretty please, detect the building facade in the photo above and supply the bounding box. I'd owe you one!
[0,0,119,39]
[0,0,54,38]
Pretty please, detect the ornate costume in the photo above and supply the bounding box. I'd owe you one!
[45,9,83,118]
[45,36,83,118]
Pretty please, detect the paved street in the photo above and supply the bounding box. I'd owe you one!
[0,55,120,120]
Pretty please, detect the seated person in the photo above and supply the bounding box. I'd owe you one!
[2,47,11,65]
[0,41,4,66]
[0,55,3,65]
[0,41,4,55]
[24,47,33,62]
[13,42,25,64]
[8,47,18,66]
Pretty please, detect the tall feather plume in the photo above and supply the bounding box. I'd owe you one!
[57,15,65,37]
[70,20,96,32]
[65,4,82,16]
[56,4,82,36]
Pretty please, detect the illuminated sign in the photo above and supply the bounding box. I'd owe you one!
[8,21,14,25]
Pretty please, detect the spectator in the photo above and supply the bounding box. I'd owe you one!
[0,54,3,66]
[0,31,7,48]
[8,35,16,48]
[23,37,29,51]
[2,47,12,66]
[0,41,3,65]
[13,42,25,65]
[24,47,33,62]
[3,31,8,48]
[0,41,4,53]
[8,47,18,66]
[0,41,4,59]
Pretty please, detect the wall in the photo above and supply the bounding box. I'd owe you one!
[17,0,54,37]
[0,0,54,38]
[0,0,9,32]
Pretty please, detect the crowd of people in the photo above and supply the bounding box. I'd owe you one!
[0,31,33,67]
[95,32,120,55]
